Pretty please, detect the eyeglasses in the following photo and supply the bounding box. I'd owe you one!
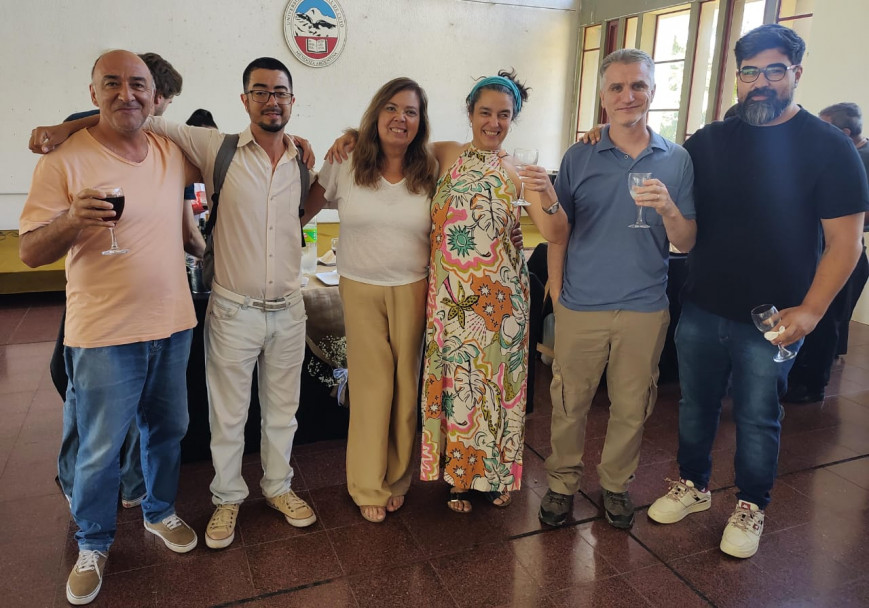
[736,64,800,83]
[246,90,294,104]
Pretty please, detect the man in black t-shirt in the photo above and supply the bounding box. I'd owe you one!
[783,102,869,403]
[647,25,869,559]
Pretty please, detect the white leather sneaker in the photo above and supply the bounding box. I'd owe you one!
[720,500,764,558]
[648,478,712,524]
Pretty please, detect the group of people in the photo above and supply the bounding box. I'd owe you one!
[19,22,868,607]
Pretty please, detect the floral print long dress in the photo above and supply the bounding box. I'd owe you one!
[420,145,530,493]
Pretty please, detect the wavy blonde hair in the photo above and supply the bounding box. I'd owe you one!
[352,77,437,196]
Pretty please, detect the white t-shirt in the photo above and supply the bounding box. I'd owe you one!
[318,155,431,286]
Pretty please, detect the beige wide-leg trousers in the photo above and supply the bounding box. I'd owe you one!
[339,277,426,507]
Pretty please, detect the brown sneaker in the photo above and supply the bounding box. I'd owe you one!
[66,550,108,605]
[144,513,198,553]
[266,490,317,527]
[205,503,239,549]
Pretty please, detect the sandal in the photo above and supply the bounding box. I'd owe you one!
[359,505,386,523]
[386,495,405,512]
[484,491,512,508]
[448,490,473,513]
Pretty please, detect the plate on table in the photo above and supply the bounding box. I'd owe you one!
[316,271,340,286]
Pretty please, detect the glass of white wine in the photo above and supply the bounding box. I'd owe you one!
[628,172,652,229]
[750,304,796,362]
[512,148,539,207]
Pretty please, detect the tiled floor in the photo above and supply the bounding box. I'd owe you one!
[2,292,869,607]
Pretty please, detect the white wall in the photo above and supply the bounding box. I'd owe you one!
[797,0,869,324]
[0,0,579,229]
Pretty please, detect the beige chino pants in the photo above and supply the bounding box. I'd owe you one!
[546,302,669,495]
[339,277,426,507]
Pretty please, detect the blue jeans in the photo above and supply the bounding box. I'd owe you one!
[65,330,192,552]
[675,303,800,509]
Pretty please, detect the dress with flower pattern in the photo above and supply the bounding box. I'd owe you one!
[420,145,529,492]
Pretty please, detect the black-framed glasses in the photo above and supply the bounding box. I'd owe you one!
[736,64,799,83]
[246,90,294,104]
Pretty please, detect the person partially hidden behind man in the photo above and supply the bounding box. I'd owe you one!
[20,50,204,605]
[782,101,869,404]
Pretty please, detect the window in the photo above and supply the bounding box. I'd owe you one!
[647,8,691,141]
[576,25,602,139]
[777,0,814,46]
[685,1,720,136]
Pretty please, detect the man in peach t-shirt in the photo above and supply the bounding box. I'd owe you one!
[19,50,203,606]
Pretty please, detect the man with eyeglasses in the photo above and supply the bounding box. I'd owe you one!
[142,57,319,548]
[647,25,868,559]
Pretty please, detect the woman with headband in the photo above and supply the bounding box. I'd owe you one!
[419,70,567,512]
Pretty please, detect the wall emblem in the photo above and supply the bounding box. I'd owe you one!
[284,0,347,68]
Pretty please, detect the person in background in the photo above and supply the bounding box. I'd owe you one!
[42,51,185,513]
[420,70,568,513]
[183,109,219,212]
[646,25,868,559]
[538,49,696,530]
[306,78,436,523]
[782,102,869,403]
[21,50,202,605]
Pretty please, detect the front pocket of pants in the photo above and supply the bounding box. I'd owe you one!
[287,296,307,324]
[209,297,241,321]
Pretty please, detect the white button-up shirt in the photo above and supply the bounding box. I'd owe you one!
[147,117,303,299]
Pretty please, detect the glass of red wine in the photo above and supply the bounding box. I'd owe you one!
[101,186,129,256]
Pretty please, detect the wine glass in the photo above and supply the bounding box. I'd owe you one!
[100,186,129,255]
[750,304,796,362]
[628,172,652,229]
[331,237,339,268]
[512,148,539,208]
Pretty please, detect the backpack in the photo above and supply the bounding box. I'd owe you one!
[201,133,311,290]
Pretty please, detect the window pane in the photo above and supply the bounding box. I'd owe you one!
[686,1,720,135]
[740,0,765,36]
[584,25,601,50]
[648,110,679,141]
[654,10,690,61]
[652,61,685,110]
[624,17,638,48]
[577,50,600,132]
[778,0,814,19]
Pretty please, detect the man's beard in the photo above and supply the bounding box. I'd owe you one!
[737,87,792,126]
[258,120,286,133]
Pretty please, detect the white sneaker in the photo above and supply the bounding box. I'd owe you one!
[720,500,764,558]
[648,478,712,524]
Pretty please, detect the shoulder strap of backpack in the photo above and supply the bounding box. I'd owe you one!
[297,156,310,217]
[204,133,240,236]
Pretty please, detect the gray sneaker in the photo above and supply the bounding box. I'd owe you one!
[538,489,574,527]
[602,489,635,529]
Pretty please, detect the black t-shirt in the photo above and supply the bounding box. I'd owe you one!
[682,109,869,323]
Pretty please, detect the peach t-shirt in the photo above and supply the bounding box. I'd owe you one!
[20,129,197,348]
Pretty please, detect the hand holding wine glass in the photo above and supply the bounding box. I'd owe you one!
[99,186,129,256]
[628,172,652,229]
[512,148,539,207]
[750,304,796,362]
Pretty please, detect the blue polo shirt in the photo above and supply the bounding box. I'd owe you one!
[554,126,695,312]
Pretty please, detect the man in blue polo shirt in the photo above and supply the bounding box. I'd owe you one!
[538,48,696,529]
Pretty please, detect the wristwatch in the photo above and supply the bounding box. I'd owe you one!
[542,200,560,215]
